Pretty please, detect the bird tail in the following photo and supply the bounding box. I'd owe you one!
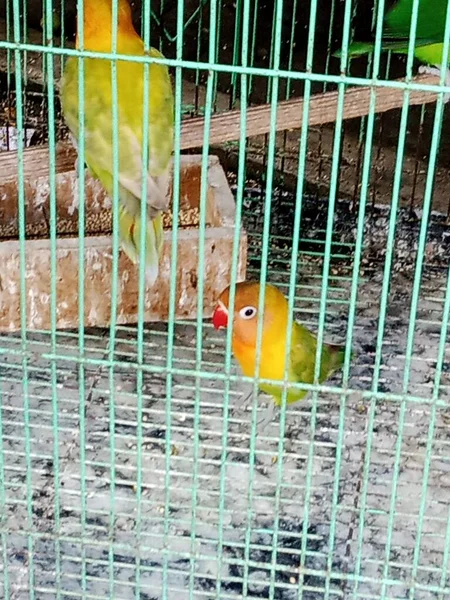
[118,204,164,287]
[333,39,417,60]
[326,343,349,375]
[333,42,375,59]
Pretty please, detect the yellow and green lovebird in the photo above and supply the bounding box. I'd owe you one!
[212,281,348,406]
[335,0,450,83]
[60,0,174,285]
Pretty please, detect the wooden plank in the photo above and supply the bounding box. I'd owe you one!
[0,155,247,331]
[0,150,221,229]
[0,230,246,330]
[179,73,442,149]
[0,73,441,186]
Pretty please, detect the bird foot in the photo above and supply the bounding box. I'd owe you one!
[257,402,277,432]
[418,65,450,103]
[241,388,255,411]
[231,388,255,422]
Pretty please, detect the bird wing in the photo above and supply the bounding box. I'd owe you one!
[384,0,448,41]
[289,322,318,385]
[62,56,173,217]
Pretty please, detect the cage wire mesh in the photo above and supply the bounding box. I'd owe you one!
[0,0,449,598]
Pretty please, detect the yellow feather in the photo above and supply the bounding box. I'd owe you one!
[60,0,173,286]
[216,282,346,406]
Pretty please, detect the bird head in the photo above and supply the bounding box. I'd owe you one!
[76,0,137,51]
[212,281,289,347]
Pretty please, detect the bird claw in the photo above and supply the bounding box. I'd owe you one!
[232,390,280,432]
[257,402,277,432]
[418,65,450,103]
[231,388,255,422]
[74,156,95,179]
[241,389,255,411]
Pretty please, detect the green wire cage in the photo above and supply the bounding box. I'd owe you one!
[0,0,449,598]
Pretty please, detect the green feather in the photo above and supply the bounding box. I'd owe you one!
[260,322,347,406]
[334,0,450,66]
[385,0,448,40]
[60,48,173,286]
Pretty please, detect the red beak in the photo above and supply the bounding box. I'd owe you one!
[212,304,228,330]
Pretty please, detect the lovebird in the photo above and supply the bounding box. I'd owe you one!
[334,0,450,86]
[212,281,348,406]
[60,0,174,286]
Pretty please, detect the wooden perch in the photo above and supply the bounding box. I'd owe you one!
[0,72,442,187]
[180,72,442,149]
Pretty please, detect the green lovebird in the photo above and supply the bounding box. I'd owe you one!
[60,0,174,286]
[334,0,450,87]
[212,281,349,406]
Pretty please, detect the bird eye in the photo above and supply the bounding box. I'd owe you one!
[239,306,257,320]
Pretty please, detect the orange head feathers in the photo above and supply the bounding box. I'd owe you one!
[212,281,348,407]
[76,0,140,51]
[212,281,289,347]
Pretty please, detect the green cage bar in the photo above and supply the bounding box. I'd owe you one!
[0,0,449,598]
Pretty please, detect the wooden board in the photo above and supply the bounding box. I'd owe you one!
[0,150,247,331]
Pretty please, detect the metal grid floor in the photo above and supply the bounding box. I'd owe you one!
[0,184,449,599]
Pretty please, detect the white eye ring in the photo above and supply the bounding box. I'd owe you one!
[239,306,257,320]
